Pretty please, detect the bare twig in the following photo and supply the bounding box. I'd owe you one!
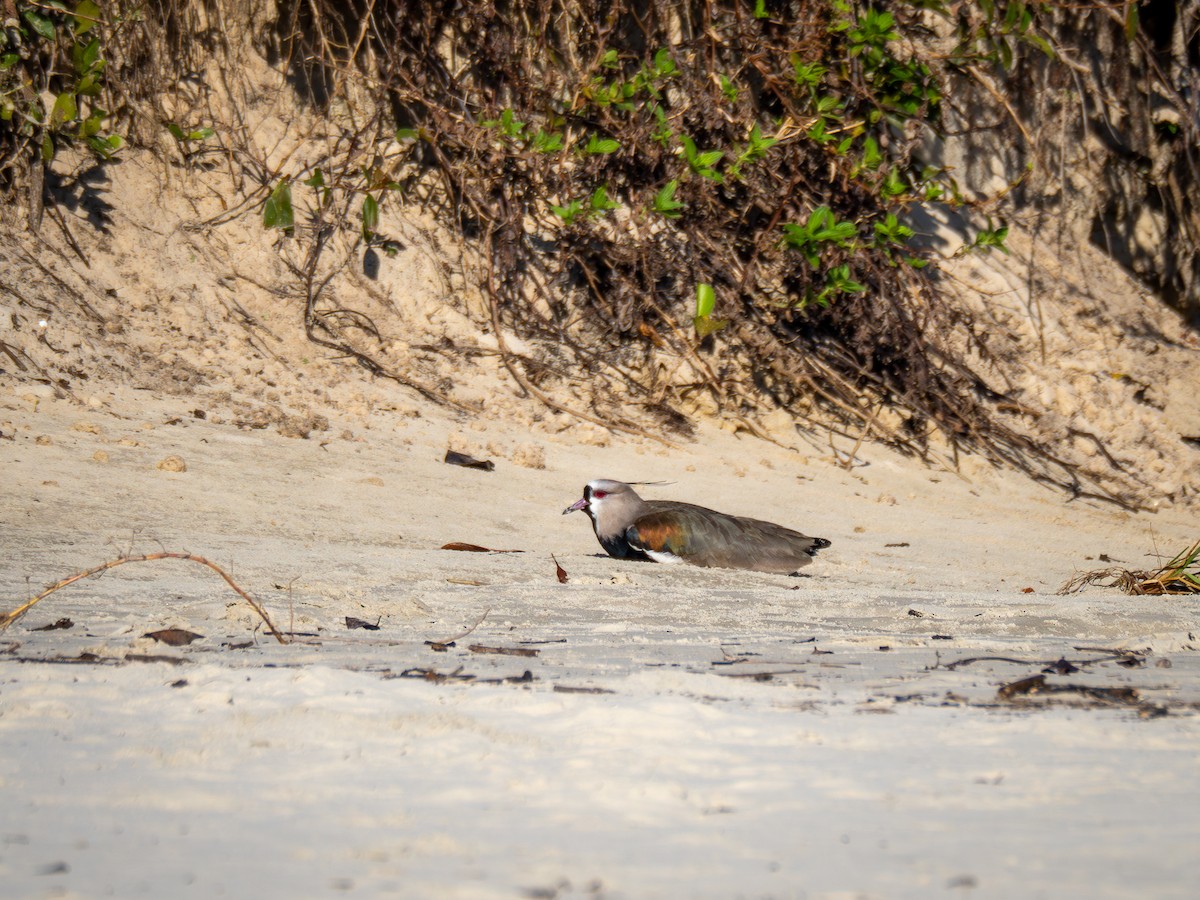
[1,552,287,643]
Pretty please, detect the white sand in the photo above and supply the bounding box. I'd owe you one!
[2,382,1198,899]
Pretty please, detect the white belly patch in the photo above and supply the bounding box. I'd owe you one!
[644,549,685,565]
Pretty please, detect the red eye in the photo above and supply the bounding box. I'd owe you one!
[592,490,608,499]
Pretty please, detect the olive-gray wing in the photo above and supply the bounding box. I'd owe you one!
[628,501,828,574]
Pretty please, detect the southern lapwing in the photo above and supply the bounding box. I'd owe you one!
[563,479,830,574]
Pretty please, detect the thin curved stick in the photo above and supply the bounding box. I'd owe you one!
[1,553,288,644]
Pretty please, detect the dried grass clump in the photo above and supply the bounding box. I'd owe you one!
[1059,541,1200,596]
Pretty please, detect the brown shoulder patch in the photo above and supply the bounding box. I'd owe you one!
[628,514,683,554]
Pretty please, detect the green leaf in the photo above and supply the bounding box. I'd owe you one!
[74,0,101,35]
[695,282,716,318]
[881,167,907,198]
[874,212,914,245]
[499,109,526,138]
[961,219,1011,256]
[551,200,584,224]
[170,122,214,143]
[792,59,827,91]
[861,135,882,170]
[50,92,77,128]
[825,264,866,295]
[782,206,859,267]
[362,194,379,241]
[532,129,563,153]
[395,127,419,141]
[42,134,55,164]
[484,108,526,139]
[303,169,330,206]
[76,73,102,97]
[584,135,620,154]
[1124,1,1139,40]
[263,180,295,232]
[1022,31,1056,59]
[1003,1,1022,31]
[986,225,1010,253]
[80,112,103,137]
[23,10,57,41]
[997,36,1014,69]
[781,226,820,267]
[681,135,724,178]
[753,0,769,19]
[719,74,738,104]
[589,185,619,213]
[85,135,109,157]
[653,48,677,77]
[73,37,101,75]
[748,123,776,151]
[652,180,685,218]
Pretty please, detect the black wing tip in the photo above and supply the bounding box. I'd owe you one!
[809,537,832,555]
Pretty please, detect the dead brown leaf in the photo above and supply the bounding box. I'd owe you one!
[441,542,523,553]
[444,450,494,471]
[144,628,203,646]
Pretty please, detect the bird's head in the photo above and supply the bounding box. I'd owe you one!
[562,479,637,518]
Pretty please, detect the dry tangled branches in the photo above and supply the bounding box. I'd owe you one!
[4,0,1195,510]
[262,0,1195,509]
